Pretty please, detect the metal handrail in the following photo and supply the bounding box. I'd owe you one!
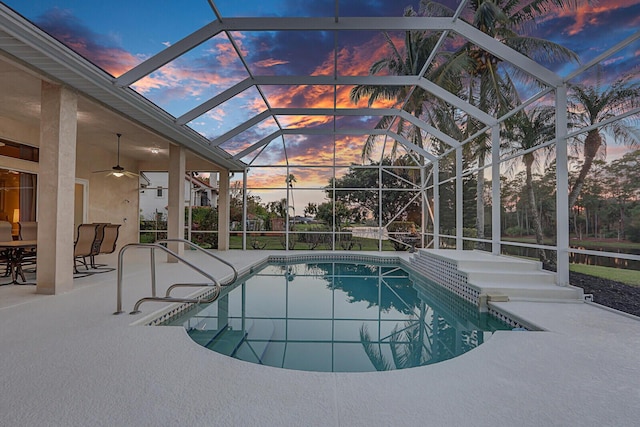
[115,242,220,315]
[130,285,221,315]
[157,238,238,287]
[164,282,211,297]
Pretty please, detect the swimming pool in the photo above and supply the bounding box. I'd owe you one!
[162,259,512,372]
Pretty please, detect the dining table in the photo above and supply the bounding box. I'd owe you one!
[0,240,37,285]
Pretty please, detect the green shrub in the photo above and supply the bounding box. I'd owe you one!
[504,226,528,237]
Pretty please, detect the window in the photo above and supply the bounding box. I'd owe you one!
[0,138,39,162]
[156,186,163,198]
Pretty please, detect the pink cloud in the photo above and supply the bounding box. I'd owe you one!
[254,58,291,68]
[552,0,640,35]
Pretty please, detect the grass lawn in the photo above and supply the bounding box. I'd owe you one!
[570,264,640,287]
[229,234,398,251]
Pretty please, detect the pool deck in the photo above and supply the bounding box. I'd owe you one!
[1,249,639,426]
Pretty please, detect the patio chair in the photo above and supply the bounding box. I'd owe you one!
[0,221,12,278]
[74,223,99,275]
[18,221,37,270]
[99,224,121,255]
[90,223,120,271]
[0,220,13,242]
[88,223,108,267]
[18,221,37,240]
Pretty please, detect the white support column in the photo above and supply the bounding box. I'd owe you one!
[455,146,463,250]
[556,85,570,286]
[491,125,501,255]
[433,160,440,249]
[242,170,247,250]
[167,144,185,261]
[36,82,77,294]
[218,169,230,251]
[420,165,426,248]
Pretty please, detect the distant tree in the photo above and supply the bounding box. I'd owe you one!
[316,201,351,230]
[229,181,265,224]
[502,107,555,263]
[266,198,287,219]
[304,202,318,217]
[327,156,422,226]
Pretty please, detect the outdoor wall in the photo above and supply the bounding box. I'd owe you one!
[75,141,140,254]
[0,116,39,147]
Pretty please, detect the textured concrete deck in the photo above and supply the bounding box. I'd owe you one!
[1,249,639,426]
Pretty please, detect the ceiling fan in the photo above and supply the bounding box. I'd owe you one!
[92,133,138,178]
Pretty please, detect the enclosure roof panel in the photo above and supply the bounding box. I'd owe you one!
[2,0,638,168]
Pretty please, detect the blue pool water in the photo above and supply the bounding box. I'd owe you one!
[162,260,511,372]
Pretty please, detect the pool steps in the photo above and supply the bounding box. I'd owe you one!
[409,249,584,307]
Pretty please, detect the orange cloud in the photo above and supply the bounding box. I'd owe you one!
[247,166,334,189]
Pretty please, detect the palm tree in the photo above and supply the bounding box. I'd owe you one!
[503,107,555,263]
[567,72,640,208]
[286,173,296,218]
[422,0,582,247]
[349,6,444,162]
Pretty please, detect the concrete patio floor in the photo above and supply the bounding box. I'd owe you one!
[1,249,639,426]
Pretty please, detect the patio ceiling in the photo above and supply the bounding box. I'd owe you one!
[0,1,636,170]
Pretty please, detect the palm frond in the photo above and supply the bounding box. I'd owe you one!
[359,325,391,371]
[419,0,455,17]
[503,35,579,64]
[382,31,410,76]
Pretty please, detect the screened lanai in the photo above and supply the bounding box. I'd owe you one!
[0,0,639,293]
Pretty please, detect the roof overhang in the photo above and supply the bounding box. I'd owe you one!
[0,3,246,172]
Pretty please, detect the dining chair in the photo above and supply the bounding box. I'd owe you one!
[17,221,37,269]
[0,221,11,277]
[0,220,13,242]
[18,221,37,240]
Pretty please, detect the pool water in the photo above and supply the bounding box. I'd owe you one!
[162,261,511,372]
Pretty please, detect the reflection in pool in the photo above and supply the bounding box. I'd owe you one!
[162,261,511,372]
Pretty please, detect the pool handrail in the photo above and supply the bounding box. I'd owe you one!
[157,238,238,287]
[130,285,221,315]
[115,242,220,315]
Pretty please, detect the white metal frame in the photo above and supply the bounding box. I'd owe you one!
[0,1,639,284]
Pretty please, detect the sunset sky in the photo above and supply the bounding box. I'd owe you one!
[4,0,639,204]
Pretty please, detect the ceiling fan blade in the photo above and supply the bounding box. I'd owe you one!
[92,168,139,178]
[90,133,138,178]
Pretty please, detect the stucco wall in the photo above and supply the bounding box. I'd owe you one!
[75,141,140,251]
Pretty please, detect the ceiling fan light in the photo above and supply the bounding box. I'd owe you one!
[112,171,124,178]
